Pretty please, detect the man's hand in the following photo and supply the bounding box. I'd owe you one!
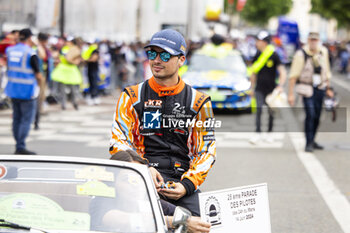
[187,216,211,233]
[35,72,44,88]
[275,85,284,93]
[288,93,295,106]
[326,88,334,98]
[149,167,164,191]
[248,88,255,98]
[160,182,186,200]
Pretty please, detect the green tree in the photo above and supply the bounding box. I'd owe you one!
[311,0,350,28]
[224,0,292,26]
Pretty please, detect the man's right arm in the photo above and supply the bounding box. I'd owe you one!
[288,78,297,106]
[288,50,304,106]
[109,91,139,155]
[30,54,44,86]
[109,91,165,189]
[248,53,259,96]
[88,50,99,62]
[249,73,256,97]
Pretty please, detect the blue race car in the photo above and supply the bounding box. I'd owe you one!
[182,43,251,110]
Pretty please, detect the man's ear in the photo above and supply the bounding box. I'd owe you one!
[178,56,186,68]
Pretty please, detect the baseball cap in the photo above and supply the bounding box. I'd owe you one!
[66,35,74,42]
[19,28,33,40]
[144,29,187,56]
[308,32,320,40]
[256,30,271,43]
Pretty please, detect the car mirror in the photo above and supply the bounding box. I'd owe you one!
[172,206,192,233]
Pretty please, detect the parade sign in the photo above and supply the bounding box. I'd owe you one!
[199,183,271,233]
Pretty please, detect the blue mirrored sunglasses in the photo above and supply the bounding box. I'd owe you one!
[146,50,175,62]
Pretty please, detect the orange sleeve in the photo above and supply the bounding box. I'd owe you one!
[109,91,144,156]
[182,100,217,190]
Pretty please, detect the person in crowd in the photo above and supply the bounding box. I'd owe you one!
[34,32,52,130]
[338,42,349,74]
[288,32,333,152]
[0,30,19,95]
[132,42,147,84]
[51,37,83,110]
[248,31,286,144]
[0,30,19,56]
[5,28,44,154]
[110,43,128,92]
[83,40,100,105]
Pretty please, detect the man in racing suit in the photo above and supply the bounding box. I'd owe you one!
[109,29,216,216]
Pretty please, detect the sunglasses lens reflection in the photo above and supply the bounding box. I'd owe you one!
[147,50,172,62]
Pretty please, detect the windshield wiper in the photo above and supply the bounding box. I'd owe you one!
[0,219,48,233]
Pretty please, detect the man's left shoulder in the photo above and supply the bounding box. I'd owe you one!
[272,51,281,59]
[190,88,211,113]
[191,88,210,100]
[271,51,281,64]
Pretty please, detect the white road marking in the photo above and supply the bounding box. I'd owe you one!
[217,140,283,148]
[0,136,33,144]
[86,140,109,147]
[216,132,285,148]
[43,116,93,122]
[216,132,285,139]
[61,127,109,134]
[101,97,118,104]
[73,106,113,114]
[289,132,350,233]
[332,76,350,92]
[35,134,105,142]
[0,136,16,144]
[29,129,56,136]
[0,118,12,125]
[38,122,76,129]
[0,110,11,116]
[0,99,115,150]
[0,126,11,134]
[80,120,111,127]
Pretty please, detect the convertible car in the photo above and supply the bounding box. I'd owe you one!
[0,155,190,233]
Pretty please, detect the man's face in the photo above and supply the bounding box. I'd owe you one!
[308,38,319,51]
[40,40,48,47]
[256,40,267,52]
[148,46,185,80]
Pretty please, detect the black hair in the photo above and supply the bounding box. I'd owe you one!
[71,37,84,46]
[110,150,148,165]
[19,28,32,42]
[211,34,225,45]
[38,32,49,41]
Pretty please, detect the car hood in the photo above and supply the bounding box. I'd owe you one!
[182,70,247,89]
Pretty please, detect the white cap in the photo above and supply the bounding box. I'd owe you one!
[256,31,270,43]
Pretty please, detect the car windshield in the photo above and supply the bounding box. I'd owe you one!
[188,53,246,73]
[0,161,156,233]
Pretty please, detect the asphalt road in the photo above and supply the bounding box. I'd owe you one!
[0,74,349,233]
